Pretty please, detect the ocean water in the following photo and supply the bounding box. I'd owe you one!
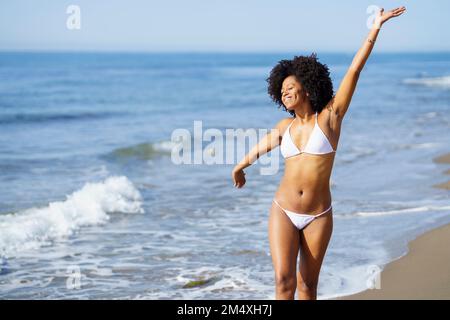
[0,52,449,299]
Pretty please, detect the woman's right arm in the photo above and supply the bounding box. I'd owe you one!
[232,118,291,188]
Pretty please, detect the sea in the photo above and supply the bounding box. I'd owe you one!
[0,52,449,299]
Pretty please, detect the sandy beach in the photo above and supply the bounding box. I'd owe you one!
[339,152,450,300]
[339,223,450,299]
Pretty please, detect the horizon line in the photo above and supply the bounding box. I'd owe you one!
[1,49,449,55]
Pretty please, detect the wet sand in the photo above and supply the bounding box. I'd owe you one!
[339,152,450,300]
[339,223,450,299]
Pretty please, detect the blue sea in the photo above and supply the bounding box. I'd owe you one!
[0,52,449,299]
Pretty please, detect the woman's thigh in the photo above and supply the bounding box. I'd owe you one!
[298,211,333,285]
[268,202,300,280]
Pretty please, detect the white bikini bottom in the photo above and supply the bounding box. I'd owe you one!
[272,199,332,230]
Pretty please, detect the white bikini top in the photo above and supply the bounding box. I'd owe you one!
[280,112,336,159]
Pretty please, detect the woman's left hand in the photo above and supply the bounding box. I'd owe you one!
[374,6,406,29]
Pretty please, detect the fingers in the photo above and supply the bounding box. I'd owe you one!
[391,6,405,11]
[393,6,406,16]
[234,178,246,188]
[391,6,406,15]
[232,168,246,188]
[381,6,406,23]
[232,175,245,188]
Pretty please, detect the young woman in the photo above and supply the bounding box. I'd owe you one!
[231,7,406,300]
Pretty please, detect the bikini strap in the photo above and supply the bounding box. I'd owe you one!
[286,117,295,131]
[272,199,283,210]
[314,205,332,218]
[284,118,295,134]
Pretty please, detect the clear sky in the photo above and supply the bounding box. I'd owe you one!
[1,0,449,52]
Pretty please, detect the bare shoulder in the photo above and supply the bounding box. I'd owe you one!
[274,117,294,136]
[319,97,343,133]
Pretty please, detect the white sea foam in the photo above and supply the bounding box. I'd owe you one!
[0,176,144,258]
[394,142,441,150]
[319,264,383,300]
[152,140,182,153]
[338,146,377,164]
[403,75,450,89]
[355,205,450,217]
[164,266,273,300]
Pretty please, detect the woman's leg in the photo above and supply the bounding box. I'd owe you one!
[268,201,300,300]
[297,210,333,300]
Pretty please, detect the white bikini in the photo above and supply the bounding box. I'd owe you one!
[273,112,336,230]
[280,111,335,158]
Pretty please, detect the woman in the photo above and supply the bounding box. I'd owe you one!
[231,7,406,300]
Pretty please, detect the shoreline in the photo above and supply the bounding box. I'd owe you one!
[337,222,450,299]
[337,152,450,300]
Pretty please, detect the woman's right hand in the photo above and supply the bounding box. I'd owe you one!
[232,166,246,188]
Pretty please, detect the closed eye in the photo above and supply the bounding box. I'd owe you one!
[281,86,294,95]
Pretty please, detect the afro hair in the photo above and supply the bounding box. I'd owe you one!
[266,53,334,116]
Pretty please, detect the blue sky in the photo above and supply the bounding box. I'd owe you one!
[1,0,449,52]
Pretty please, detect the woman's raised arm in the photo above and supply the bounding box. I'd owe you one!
[331,6,406,120]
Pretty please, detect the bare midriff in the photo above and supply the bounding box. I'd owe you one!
[274,152,336,215]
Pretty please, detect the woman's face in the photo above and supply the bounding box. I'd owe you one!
[281,75,306,110]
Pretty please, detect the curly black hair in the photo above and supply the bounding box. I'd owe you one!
[266,53,334,116]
